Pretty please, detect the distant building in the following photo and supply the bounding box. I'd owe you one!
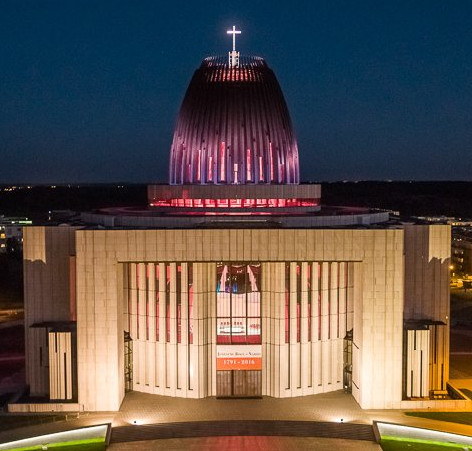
[415,215,472,227]
[0,216,32,254]
[452,228,472,275]
[17,32,454,413]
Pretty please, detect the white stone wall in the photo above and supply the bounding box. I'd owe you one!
[404,225,451,392]
[23,225,450,411]
[23,226,76,397]
[74,228,406,410]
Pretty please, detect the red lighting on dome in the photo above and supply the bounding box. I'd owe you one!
[197,149,201,182]
[220,142,226,182]
[246,148,251,181]
[150,198,319,209]
[168,56,299,185]
[208,156,213,182]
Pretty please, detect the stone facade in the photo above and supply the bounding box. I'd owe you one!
[22,225,450,411]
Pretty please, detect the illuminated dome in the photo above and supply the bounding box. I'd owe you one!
[169,55,300,185]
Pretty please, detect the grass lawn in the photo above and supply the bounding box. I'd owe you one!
[381,437,471,450]
[1,440,105,450]
[0,422,107,450]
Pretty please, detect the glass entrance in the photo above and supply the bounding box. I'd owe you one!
[216,263,262,398]
[216,370,262,398]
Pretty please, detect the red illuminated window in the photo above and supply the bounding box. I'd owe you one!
[285,263,290,344]
[136,265,140,340]
[220,142,226,181]
[307,263,312,342]
[188,264,193,345]
[155,265,159,341]
[146,264,150,341]
[296,263,301,343]
[328,263,331,340]
[197,150,201,182]
[150,197,319,209]
[177,265,182,344]
[246,148,252,181]
[318,264,322,341]
[208,156,213,182]
[166,264,171,343]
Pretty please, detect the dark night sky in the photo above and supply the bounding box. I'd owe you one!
[1,1,472,183]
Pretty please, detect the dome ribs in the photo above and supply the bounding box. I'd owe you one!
[169,56,299,185]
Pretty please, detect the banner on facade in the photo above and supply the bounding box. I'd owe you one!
[216,345,262,370]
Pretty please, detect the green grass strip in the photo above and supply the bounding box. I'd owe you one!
[4,437,105,451]
[382,434,471,449]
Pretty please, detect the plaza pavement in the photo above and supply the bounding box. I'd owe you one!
[2,390,472,449]
[108,436,382,450]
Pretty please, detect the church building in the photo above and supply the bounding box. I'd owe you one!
[19,28,451,412]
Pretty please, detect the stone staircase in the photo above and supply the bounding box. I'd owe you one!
[111,420,376,444]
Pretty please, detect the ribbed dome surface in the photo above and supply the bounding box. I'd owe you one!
[169,56,299,185]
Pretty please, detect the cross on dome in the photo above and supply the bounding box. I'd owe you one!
[227,25,241,52]
[227,26,241,67]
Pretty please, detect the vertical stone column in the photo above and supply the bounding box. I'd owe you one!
[179,262,189,396]
[167,263,177,396]
[136,263,146,388]
[300,262,309,391]
[147,263,156,389]
[157,263,166,393]
[351,261,363,402]
[320,262,330,388]
[190,262,209,397]
[289,262,299,394]
[263,262,285,397]
[312,262,322,391]
[129,264,137,341]
[207,262,217,397]
[329,262,340,388]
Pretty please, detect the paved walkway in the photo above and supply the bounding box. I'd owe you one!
[2,390,472,449]
[113,390,371,426]
[112,390,472,437]
[108,436,381,450]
